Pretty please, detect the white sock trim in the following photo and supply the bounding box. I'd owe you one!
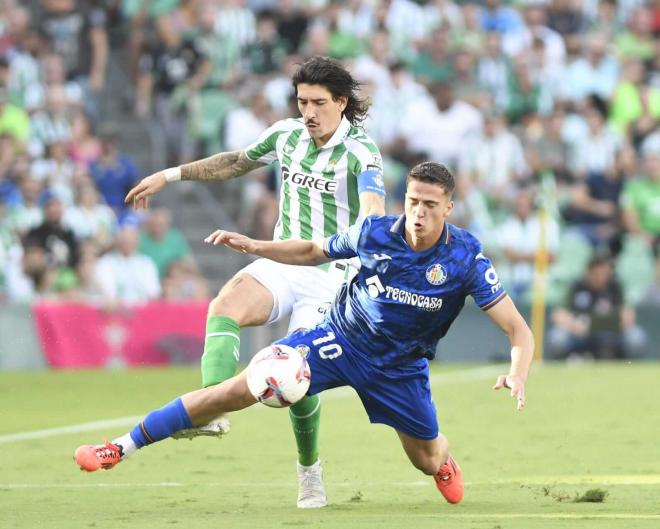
[289,396,321,419]
[206,332,240,341]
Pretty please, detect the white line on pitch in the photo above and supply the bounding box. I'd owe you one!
[0,365,507,444]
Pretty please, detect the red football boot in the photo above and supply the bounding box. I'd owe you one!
[433,454,464,504]
[74,441,123,472]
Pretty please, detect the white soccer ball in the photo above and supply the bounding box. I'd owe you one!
[246,344,311,408]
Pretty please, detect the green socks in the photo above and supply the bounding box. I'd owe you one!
[201,315,321,466]
[201,315,240,388]
[289,394,321,466]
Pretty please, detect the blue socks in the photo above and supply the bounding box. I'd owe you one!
[129,398,193,448]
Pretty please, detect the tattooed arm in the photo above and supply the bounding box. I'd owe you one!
[125,151,265,208]
[181,151,265,181]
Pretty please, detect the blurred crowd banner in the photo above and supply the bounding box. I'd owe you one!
[33,301,208,368]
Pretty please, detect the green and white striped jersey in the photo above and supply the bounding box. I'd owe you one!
[245,116,383,241]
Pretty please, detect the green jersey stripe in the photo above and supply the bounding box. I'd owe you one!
[346,151,361,225]
[279,128,304,239]
[245,130,285,161]
[321,143,347,235]
[297,141,321,240]
[280,182,291,239]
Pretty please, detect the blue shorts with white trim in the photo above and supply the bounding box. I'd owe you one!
[275,322,439,440]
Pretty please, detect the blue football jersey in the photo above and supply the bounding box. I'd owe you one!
[323,215,507,367]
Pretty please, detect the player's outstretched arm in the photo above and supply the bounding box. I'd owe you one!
[485,296,534,411]
[124,151,265,209]
[205,229,331,266]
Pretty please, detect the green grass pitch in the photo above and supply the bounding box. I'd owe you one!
[1,363,659,529]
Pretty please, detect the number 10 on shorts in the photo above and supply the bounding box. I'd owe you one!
[312,331,343,360]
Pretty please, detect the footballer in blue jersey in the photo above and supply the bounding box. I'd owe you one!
[75,163,534,507]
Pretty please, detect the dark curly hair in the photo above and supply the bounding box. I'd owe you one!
[291,56,369,126]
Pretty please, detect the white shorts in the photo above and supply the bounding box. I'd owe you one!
[242,258,351,333]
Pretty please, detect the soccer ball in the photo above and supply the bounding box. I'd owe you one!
[246,344,311,408]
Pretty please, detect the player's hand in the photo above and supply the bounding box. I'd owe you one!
[493,374,526,411]
[205,229,256,255]
[124,171,168,209]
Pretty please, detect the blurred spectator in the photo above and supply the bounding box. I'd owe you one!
[24,193,78,269]
[28,84,73,158]
[30,140,75,205]
[615,6,655,61]
[37,0,109,121]
[452,49,490,109]
[505,59,542,125]
[503,3,566,78]
[549,254,646,360]
[71,247,105,302]
[562,33,619,104]
[621,151,660,255]
[325,1,364,60]
[3,5,41,107]
[0,86,30,146]
[610,59,660,137]
[568,100,622,179]
[351,30,394,88]
[498,185,560,301]
[196,2,242,90]
[480,0,523,35]
[453,3,484,53]
[94,225,160,304]
[68,111,101,168]
[223,92,272,152]
[23,53,83,114]
[7,177,43,236]
[547,0,584,37]
[398,81,482,168]
[136,17,211,165]
[563,143,633,254]
[89,124,139,219]
[476,31,510,109]
[521,110,572,183]
[424,0,464,33]
[162,260,209,301]
[459,110,528,210]
[138,208,192,279]
[276,0,310,54]
[214,0,257,51]
[410,27,454,85]
[245,9,289,75]
[62,183,117,248]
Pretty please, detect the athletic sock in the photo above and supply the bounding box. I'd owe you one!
[129,397,193,449]
[289,394,321,466]
[111,433,137,458]
[201,315,240,388]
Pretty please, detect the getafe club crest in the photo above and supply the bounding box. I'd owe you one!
[296,344,310,358]
[426,263,447,286]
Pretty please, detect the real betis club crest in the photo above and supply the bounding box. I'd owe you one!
[426,263,447,286]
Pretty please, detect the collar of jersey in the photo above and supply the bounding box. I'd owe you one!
[300,116,352,150]
[390,215,451,247]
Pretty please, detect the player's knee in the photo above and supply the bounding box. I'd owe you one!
[208,290,243,321]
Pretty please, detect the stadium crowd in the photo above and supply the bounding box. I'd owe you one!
[0,0,659,360]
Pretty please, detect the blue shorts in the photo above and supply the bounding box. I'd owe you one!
[275,322,439,440]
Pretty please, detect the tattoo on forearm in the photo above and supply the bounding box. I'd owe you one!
[180,151,264,181]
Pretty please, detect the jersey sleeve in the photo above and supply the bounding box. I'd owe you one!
[323,218,365,259]
[353,142,386,196]
[244,120,289,164]
[465,247,507,310]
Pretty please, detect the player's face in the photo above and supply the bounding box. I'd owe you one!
[297,83,347,148]
[404,179,453,244]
